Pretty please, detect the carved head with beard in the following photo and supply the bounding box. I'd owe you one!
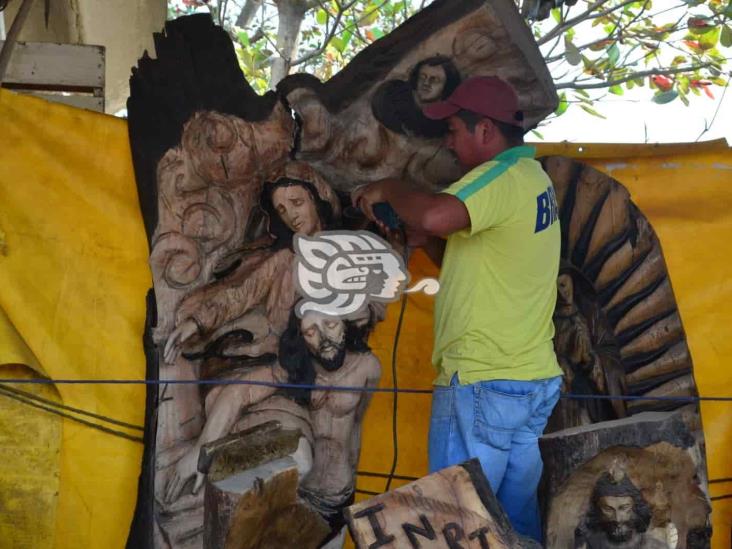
[301,311,347,372]
[581,468,655,547]
[278,308,371,405]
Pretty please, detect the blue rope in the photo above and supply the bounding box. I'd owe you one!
[0,378,730,401]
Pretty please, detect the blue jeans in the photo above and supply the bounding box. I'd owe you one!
[428,375,562,542]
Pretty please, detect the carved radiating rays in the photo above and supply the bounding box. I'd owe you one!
[543,157,696,416]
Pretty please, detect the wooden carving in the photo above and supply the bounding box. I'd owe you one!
[126,3,561,547]
[346,459,541,549]
[125,2,710,548]
[278,0,557,190]
[540,412,711,548]
[542,157,699,433]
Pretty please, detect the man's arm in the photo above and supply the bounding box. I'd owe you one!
[352,179,469,237]
[407,228,447,268]
[423,235,447,268]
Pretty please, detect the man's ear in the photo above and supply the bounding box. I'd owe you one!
[477,118,497,145]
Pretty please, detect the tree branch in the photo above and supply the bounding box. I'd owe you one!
[236,0,264,28]
[555,62,717,90]
[538,0,638,46]
[291,0,359,66]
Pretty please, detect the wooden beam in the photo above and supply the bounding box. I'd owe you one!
[0,40,104,91]
[16,90,104,112]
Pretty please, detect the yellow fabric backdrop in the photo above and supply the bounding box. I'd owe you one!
[1,89,730,547]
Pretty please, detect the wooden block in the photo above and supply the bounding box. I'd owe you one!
[204,458,329,549]
[0,41,104,90]
[345,459,534,548]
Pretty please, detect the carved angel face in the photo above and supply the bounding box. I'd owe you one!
[272,185,323,236]
[416,64,447,103]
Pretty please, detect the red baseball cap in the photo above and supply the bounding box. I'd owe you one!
[422,76,523,127]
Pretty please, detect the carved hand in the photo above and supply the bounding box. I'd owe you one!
[163,319,200,364]
[164,447,204,504]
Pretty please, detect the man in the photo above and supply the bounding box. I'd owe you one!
[575,470,667,549]
[353,76,562,541]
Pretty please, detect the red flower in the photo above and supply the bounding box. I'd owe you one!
[651,75,673,91]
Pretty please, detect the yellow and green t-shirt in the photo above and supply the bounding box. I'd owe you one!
[432,145,562,385]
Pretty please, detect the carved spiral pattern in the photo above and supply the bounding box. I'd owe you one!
[180,188,237,254]
[150,232,203,289]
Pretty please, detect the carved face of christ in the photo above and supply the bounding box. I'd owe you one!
[272,184,323,236]
[597,495,638,543]
[300,311,346,371]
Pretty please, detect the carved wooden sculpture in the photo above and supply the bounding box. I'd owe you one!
[346,459,541,548]
[542,157,700,433]
[125,2,710,548]
[541,412,711,548]
[126,3,560,547]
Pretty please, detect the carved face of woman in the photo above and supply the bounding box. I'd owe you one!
[416,64,447,103]
[272,185,323,236]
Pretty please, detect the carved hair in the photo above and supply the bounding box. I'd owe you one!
[260,177,337,249]
[407,55,462,100]
[585,471,653,534]
[278,310,371,405]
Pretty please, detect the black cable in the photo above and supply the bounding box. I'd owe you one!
[358,470,418,482]
[0,385,143,443]
[0,382,144,431]
[385,292,408,492]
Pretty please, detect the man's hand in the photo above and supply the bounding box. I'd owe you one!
[163,319,199,364]
[351,181,389,232]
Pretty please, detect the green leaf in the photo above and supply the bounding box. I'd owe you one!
[316,9,328,25]
[671,55,686,66]
[237,31,250,47]
[551,7,562,23]
[531,129,545,140]
[699,27,721,50]
[680,92,690,106]
[580,104,607,119]
[606,43,620,67]
[565,39,582,66]
[575,88,590,98]
[609,84,625,96]
[372,27,385,39]
[721,25,732,48]
[341,30,352,49]
[555,92,568,116]
[652,90,679,104]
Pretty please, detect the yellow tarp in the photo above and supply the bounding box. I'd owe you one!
[1,88,730,547]
[0,89,150,548]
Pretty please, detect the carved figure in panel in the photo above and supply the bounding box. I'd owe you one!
[161,307,380,546]
[371,56,461,139]
[574,464,667,549]
[162,161,342,367]
[541,413,711,549]
[277,0,558,190]
[542,157,699,433]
